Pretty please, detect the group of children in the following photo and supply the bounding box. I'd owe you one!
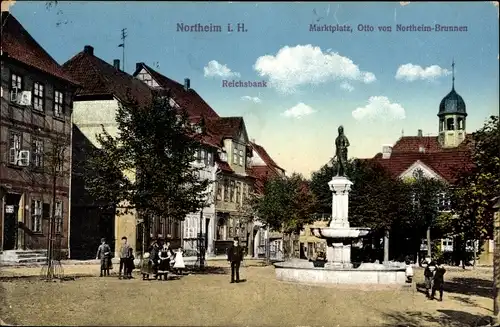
[404,256,446,301]
[140,239,185,281]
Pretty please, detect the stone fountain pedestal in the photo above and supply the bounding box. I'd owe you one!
[273,175,406,284]
[310,176,370,269]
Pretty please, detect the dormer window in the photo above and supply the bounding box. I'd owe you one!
[232,148,238,165]
[220,151,227,162]
[238,150,244,166]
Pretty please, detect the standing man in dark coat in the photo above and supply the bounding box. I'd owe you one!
[118,236,131,279]
[431,260,446,301]
[96,238,112,277]
[227,237,244,283]
[423,259,437,299]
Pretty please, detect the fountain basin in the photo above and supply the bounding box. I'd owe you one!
[274,259,406,285]
[310,227,371,239]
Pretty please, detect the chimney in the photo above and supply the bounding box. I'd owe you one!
[251,138,256,144]
[184,78,190,91]
[83,45,94,56]
[382,144,392,159]
[417,129,423,137]
[136,62,144,72]
[113,59,120,70]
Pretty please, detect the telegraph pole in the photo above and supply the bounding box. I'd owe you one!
[118,28,127,71]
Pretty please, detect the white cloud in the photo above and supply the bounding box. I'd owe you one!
[241,96,262,103]
[203,60,240,78]
[340,82,354,92]
[352,96,406,121]
[253,45,376,93]
[395,63,450,82]
[282,103,316,119]
[400,1,410,6]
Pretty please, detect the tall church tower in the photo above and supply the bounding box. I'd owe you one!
[438,60,467,148]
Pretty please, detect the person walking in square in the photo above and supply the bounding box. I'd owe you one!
[431,260,446,301]
[423,259,437,299]
[96,238,112,277]
[118,236,131,279]
[228,237,244,283]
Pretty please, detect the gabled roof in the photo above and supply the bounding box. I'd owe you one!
[133,63,219,119]
[247,166,271,193]
[247,142,285,194]
[1,12,79,85]
[62,46,152,108]
[206,117,245,143]
[372,149,473,183]
[368,134,475,183]
[250,142,284,172]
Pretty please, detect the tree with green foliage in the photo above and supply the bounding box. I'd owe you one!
[84,94,210,247]
[252,173,317,234]
[310,159,410,231]
[406,171,447,258]
[310,159,414,262]
[451,115,500,263]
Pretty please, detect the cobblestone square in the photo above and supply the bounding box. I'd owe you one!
[0,262,494,326]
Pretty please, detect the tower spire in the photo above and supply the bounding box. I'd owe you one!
[451,58,455,90]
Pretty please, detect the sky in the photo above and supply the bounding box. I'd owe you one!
[7,1,500,177]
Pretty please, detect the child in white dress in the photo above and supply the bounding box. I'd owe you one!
[173,248,185,274]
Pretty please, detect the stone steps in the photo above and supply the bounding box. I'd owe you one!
[0,250,48,264]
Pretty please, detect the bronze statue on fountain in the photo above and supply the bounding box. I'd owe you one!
[330,125,350,177]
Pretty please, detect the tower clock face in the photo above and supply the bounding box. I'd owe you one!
[446,100,457,112]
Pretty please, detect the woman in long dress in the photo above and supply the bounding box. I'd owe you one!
[173,248,185,275]
[157,242,174,280]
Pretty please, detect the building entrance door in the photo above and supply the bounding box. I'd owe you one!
[3,193,21,251]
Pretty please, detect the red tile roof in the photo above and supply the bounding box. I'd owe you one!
[215,158,233,173]
[247,142,285,194]
[206,117,244,143]
[250,142,284,172]
[133,63,219,119]
[370,135,474,183]
[1,12,79,85]
[247,166,271,193]
[391,134,473,153]
[62,48,153,108]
